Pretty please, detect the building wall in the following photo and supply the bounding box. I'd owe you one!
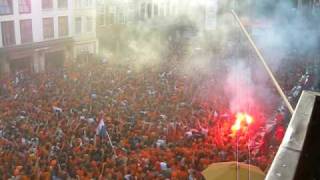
[73,0,98,57]
[96,0,220,60]
[0,0,73,47]
[96,0,174,27]
[97,0,218,31]
[0,0,98,74]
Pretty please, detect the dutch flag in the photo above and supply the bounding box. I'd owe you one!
[96,119,107,137]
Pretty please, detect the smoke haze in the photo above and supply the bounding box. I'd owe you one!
[101,0,319,116]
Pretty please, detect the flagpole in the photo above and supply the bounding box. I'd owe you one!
[231,10,294,114]
[248,127,251,180]
[106,129,117,157]
[236,132,239,180]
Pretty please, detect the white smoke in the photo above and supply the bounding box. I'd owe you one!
[224,60,255,113]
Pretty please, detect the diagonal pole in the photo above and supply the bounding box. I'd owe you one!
[106,129,117,157]
[231,10,294,114]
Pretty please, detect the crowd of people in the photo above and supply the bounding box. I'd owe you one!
[0,58,298,179]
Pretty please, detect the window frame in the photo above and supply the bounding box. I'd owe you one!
[75,17,82,34]
[42,17,54,39]
[86,16,93,32]
[20,19,33,43]
[19,0,31,14]
[84,0,92,8]
[57,0,68,9]
[147,3,152,18]
[154,4,158,17]
[41,0,53,10]
[140,3,146,19]
[1,20,16,46]
[75,0,81,8]
[0,0,13,15]
[58,16,68,37]
[98,14,105,26]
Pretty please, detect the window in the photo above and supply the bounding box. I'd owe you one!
[108,6,116,24]
[97,6,104,14]
[0,0,13,15]
[98,14,105,26]
[20,19,33,43]
[147,3,152,18]
[111,14,116,24]
[86,16,92,32]
[43,18,54,39]
[172,6,177,15]
[119,13,125,24]
[166,2,170,16]
[42,0,53,9]
[140,3,145,19]
[75,0,81,8]
[159,4,164,17]
[75,17,81,34]
[154,4,158,17]
[58,16,68,37]
[84,0,92,7]
[1,21,15,46]
[19,0,31,13]
[57,0,68,8]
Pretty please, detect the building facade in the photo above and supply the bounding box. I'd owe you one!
[97,0,133,26]
[97,0,218,30]
[73,0,98,61]
[0,0,98,74]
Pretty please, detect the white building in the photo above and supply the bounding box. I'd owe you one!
[73,0,98,60]
[97,0,218,30]
[0,0,98,74]
[97,0,133,26]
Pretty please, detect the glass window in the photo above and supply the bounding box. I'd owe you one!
[117,12,122,24]
[75,0,81,8]
[0,0,13,15]
[141,3,145,19]
[108,6,116,24]
[43,17,54,39]
[166,2,170,16]
[58,16,68,37]
[154,4,158,17]
[147,3,152,18]
[19,0,31,14]
[42,0,53,9]
[84,0,92,7]
[1,21,15,46]
[98,14,105,26]
[75,17,82,34]
[20,19,33,43]
[159,3,164,17]
[98,6,104,14]
[57,0,68,9]
[86,16,93,32]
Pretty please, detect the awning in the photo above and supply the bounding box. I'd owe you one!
[0,37,73,58]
